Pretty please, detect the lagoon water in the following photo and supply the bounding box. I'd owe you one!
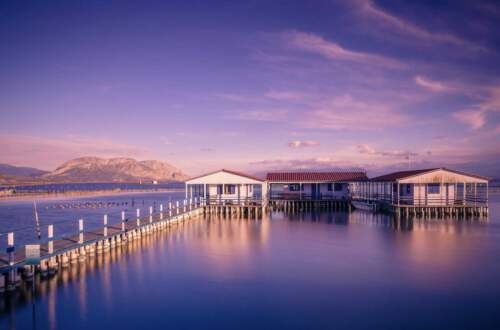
[1,192,500,329]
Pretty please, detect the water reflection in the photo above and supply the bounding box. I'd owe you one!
[1,206,500,329]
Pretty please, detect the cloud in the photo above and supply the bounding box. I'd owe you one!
[249,157,360,171]
[288,140,320,148]
[357,0,486,52]
[452,85,500,129]
[415,75,452,92]
[265,90,307,101]
[452,110,486,129]
[357,144,417,159]
[0,135,150,170]
[284,31,404,68]
[228,109,288,122]
[304,95,407,130]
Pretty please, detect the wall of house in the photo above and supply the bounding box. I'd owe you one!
[411,183,456,206]
[269,182,350,199]
[206,184,254,200]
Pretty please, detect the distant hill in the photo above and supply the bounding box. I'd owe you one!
[42,157,189,183]
[0,163,48,177]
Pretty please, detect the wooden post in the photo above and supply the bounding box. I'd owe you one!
[463,182,466,206]
[48,225,54,254]
[103,214,108,237]
[121,211,126,231]
[7,232,14,266]
[79,219,84,244]
[397,183,400,207]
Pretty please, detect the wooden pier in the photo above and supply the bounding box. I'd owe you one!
[0,198,205,293]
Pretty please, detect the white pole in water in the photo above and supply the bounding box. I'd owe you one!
[48,225,54,254]
[79,219,84,244]
[149,206,153,223]
[136,208,141,227]
[121,211,126,231]
[7,232,14,266]
[103,215,108,237]
[160,204,164,220]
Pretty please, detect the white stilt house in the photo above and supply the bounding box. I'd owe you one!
[185,169,267,206]
[362,168,489,207]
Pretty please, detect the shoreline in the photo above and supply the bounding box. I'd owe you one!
[0,188,185,202]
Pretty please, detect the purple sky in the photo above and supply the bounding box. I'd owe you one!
[1,0,499,176]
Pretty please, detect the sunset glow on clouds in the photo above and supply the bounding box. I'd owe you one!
[0,0,499,176]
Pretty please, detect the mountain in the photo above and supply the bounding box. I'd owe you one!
[42,157,189,183]
[0,163,48,177]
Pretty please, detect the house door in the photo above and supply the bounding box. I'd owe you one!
[312,183,318,199]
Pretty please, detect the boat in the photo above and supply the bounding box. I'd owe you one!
[351,200,377,212]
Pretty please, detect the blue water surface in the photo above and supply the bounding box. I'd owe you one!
[0,193,499,329]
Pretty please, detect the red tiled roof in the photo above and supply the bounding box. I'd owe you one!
[266,172,368,182]
[186,169,264,182]
[370,169,438,182]
[370,168,489,182]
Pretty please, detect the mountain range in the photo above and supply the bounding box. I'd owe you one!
[0,157,189,184]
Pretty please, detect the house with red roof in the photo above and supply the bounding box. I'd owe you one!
[352,167,489,208]
[265,171,368,201]
[185,169,266,205]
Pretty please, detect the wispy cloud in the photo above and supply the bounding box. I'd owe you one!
[249,157,359,171]
[288,140,320,148]
[265,90,307,101]
[357,144,417,159]
[0,135,151,170]
[304,95,408,130]
[452,85,500,129]
[415,75,453,93]
[357,0,486,52]
[284,31,404,68]
[228,109,289,122]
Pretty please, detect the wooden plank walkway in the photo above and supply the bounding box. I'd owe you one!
[0,205,201,273]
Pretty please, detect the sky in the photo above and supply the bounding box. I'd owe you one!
[0,0,499,177]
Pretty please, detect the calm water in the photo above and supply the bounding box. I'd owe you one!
[1,193,500,329]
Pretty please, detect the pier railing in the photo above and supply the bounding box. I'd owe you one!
[203,197,264,206]
[0,197,204,273]
[269,192,348,201]
[352,194,488,207]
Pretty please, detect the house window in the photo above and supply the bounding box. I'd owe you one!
[428,184,440,194]
[217,184,223,195]
[224,185,236,194]
[406,185,411,194]
[334,183,343,191]
[327,183,333,191]
[289,184,301,191]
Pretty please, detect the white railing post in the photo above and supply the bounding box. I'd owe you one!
[169,202,172,218]
[48,225,54,254]
[176,201,180,215]
[79,219,84,244]
[121,211,126,231]
[136,208,141,227]
[183,200,187,213]
[103,214,108,237]
[149,206,153,223]
[160,204,164,220]
[7,232,14,266]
